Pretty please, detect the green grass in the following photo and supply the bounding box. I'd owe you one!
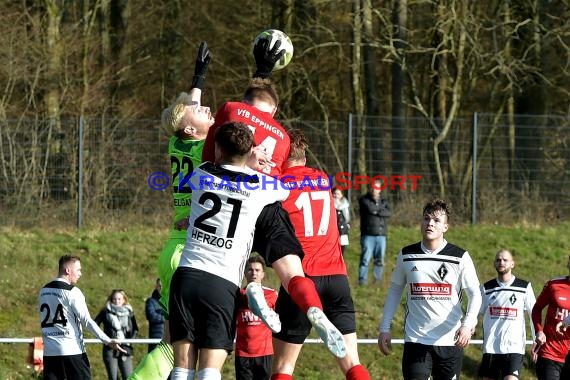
[1,222,569,379]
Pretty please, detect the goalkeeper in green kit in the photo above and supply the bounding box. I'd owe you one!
[129,41,214,380]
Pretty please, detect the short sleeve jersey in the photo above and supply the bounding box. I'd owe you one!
[481,277,536,354]
[532,276,570,363]
[168,137,205,239]
[235,286,278,357]
[179,162,289,286]
[391,241,480,345]
[39,279,107,356]
[201,102,290,176]
[279,166,346,276]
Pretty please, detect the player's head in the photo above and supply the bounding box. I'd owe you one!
[284,128,308,168]
[243,78,279,117]
[494,249,514,275]
[421,199,450,241]
[245,255,266,284]
[214,122,254,165]
[58,255,82,285]
[161,92,214,139]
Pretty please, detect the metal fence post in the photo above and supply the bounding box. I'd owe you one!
[77,116,84,230]
[471,112,478,225]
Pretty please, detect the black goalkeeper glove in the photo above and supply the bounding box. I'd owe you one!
[191,41,211,90]
[253,37,285,79]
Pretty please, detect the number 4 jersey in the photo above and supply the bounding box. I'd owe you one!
[179,162,289,286]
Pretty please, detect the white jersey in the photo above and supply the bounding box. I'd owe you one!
[180,162,289,286]
[39,278,111,356]
[480,276,536,354]
[390,241,480,345]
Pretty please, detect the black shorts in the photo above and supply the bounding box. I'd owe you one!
[169,267,240,351]
[235,355,272,380]
[402,342,463,380]
[43,353,92,380]
[253,203,304,266]
[535,355,570,380]
[273,274,355,344]
[478,353,524,379]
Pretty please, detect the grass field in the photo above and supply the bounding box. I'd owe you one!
[1,221,569,379]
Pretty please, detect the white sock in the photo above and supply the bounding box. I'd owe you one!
[197,367,221,380]
[171,367,190,380]
[187,369,196,380]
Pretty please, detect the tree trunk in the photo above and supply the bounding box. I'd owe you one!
[391,0,407,182]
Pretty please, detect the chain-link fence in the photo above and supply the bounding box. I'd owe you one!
[1,113,568,228]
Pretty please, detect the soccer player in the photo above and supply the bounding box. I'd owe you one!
[270,129,371,380]
[39,255,125,380]
[168,121,288,380]
[532,255,570,380]
[201,37,290,176]
[129,41,214,380]
[479,249,536,380]
[377,199,482,380]
[235,256,278,380]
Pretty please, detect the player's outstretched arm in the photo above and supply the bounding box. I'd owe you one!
[253,37,285,79]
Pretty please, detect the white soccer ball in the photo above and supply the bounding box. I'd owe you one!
[253,29,294,71]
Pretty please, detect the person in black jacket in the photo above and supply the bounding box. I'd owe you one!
[145,278,165,353]
[358,180,391,285]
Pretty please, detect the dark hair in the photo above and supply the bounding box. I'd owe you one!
[423,199,451,220]
[58,255,80,274]
[243,78,279,107]
[247,255,266,267]
[214,122,254,159]
[287,128,309,161]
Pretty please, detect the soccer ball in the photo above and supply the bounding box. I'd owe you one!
[253,29,294,71]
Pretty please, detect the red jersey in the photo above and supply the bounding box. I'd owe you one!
[235,286,277,357]
[532,276,570,363]
[202,102,290,176]
[279,166,347,276]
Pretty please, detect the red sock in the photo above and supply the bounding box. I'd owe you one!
[271,374,293,380]
[286,276,323,313]
[345,364,371,380]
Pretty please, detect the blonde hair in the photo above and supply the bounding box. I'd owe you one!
[161,92,193,134]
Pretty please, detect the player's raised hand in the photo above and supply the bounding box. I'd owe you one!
[253,37,285,79]
[191,41,211,90]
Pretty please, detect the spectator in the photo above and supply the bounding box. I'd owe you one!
[235,256,277,380]
[358,180,391,285]
[95,289,139,380]
[532,255,570,380]
[479,249,537,380]
[377,199,481,380]
[39,255,125,380]
[145,278,165,353]
[333,187,350,256]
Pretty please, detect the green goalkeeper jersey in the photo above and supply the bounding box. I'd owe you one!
[169,136,205,239]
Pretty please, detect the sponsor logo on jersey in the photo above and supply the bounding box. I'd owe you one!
[410,283,452,296]
[490,306,518,317]
[411,266,418,272]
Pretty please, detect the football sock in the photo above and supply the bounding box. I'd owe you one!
[270,374,293,380]
[171,367,189,380]
[287,276,322,313]
[128,340,173,379]
[197,368,221,380]
[346,364,371,380]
